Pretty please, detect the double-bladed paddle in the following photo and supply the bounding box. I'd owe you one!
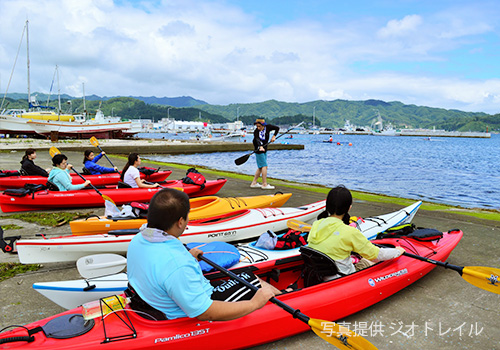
[49,146,117,207]
[287,219,500,295]
[89,136,119,173]
[234,121,304,166]
[197,253,377,350]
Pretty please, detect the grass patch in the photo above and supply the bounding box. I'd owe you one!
[3,212,91,227]
[0,263,41,282]
[2,224,23,230]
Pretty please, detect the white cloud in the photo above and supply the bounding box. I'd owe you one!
[0,0,499,114]
[377,15,423,38]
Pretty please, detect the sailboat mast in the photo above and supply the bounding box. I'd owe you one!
[26,20,31,108]
[57,65,61,113]
[82,82,86,117]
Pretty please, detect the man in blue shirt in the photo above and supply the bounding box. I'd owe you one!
[127,188,277,321]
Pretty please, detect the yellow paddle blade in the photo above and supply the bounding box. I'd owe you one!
[49,146,61,158]
[308,319,378,350]
[287,219,312,232]
[89,136,99,147]
[102,195,116,205]
[462,266,500,295]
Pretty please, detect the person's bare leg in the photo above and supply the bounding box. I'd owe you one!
[251,168,262,186]
[261,166,268,186]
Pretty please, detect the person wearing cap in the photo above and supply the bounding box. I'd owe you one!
[250,118,279,190]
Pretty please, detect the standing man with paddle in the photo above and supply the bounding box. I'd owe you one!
[250,118,279,190]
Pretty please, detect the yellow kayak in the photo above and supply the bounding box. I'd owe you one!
[70,193,292,235]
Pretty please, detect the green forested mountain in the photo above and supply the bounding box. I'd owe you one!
[0,96,227,123]
[194,99,498,131]
[2,94,499,131]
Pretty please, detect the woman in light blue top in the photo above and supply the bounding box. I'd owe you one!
[48,154,91,191]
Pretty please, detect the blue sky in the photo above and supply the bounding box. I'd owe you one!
[0,0,499,113]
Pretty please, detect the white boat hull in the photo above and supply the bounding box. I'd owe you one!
[32,201,421,309]
[18,201,328,264]
[27,120,131,137]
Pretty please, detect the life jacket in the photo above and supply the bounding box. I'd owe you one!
[0,170,20,177]
[274,229,308,250]
[129,202,149,218]
[376,223,415,239]
[377,224,444,242]
[181,168,206,190]
[138,167,159,176]
[3,183,47,199]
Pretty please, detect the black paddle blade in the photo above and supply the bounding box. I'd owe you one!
[234,153,251,166]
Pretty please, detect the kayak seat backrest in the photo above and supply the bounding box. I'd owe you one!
[81,167,91,175]
[19,168,28,176]
[117,181,132,189]
[299,246,344,287]
[46,180,60,192]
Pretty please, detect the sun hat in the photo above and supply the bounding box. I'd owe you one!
[254,118,267,125]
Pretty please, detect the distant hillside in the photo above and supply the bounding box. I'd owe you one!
[129,96,207,107]
[194,99,498,132]
[3,93,207,108]
[3,93,499,131]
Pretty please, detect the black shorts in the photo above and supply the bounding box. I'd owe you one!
[210,271,260,302]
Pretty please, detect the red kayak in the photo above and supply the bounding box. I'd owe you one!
[0,230,463,349]
[0,170,172,191]
[0,179,227,213]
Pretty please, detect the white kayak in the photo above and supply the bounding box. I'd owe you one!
[17,200,327,264]
[32,201,421,309]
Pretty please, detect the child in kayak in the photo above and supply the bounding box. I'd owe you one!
[83,150,118,174]
[126,188,278,321]
[20,148,50,177]
[48,154,91,191]
[308,185,405,277]
[121,153,161,188]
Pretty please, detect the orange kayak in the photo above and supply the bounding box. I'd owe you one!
[69,193,292,235]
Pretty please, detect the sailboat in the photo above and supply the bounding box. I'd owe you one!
[27,86,132,139]
[0,21,76,135]
[0,21,132,139]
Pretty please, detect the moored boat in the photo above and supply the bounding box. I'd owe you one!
[69,193,293,235]
[0,179,227,213]
[31,201,421,307]
[15,200,326,264]
[0,170,172,191]
[0,230,463,349]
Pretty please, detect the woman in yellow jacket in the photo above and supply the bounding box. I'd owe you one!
[307,186,405,276]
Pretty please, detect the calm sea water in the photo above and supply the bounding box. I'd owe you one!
[142,133,500,210]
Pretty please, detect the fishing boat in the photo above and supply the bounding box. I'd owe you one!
[0,229,463,349]
[69,193,293,235]
[26,109,132,140]
[0,179,227,213]
[15,200,327,264]
[30,201,421,307]
[0,170,172,191]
